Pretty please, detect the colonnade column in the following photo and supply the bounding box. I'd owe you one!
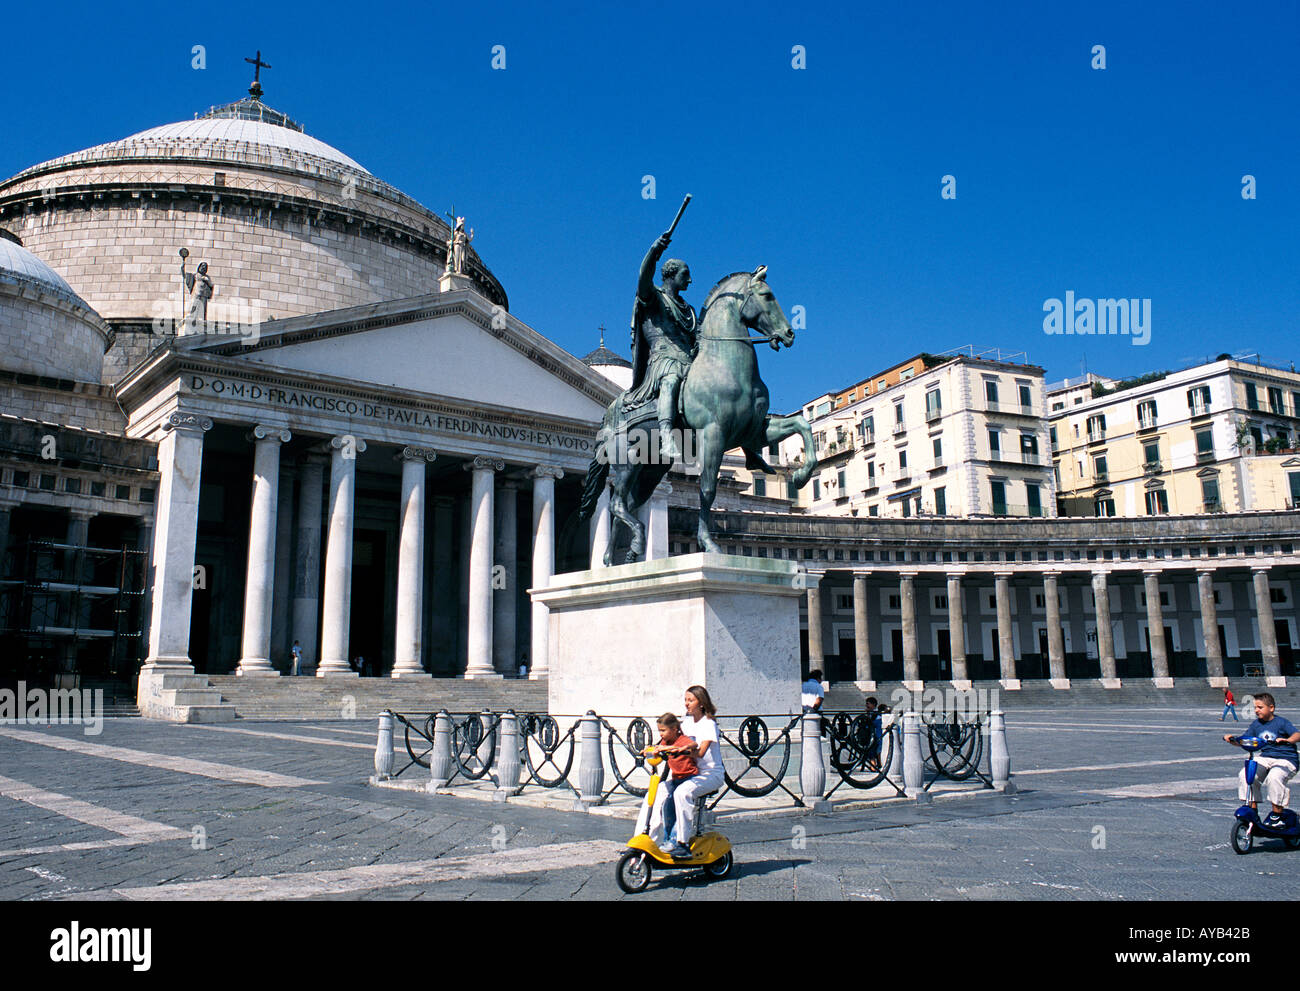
[588,485,610,569]
[270,459,295,671]
[806,576,825,671]
[645,481,671,561]
[900,572,921,688]
[529,465,563,680]
[1092,571,1118,684]
[291,454,326,675]
[493,479,519,675]
[1143,570,1171,683]
[465,456,504,679]
[1253,567,1283,683]
[852,571,872,685]
[237,425,291,676]
[947,574,968,684]
[392,447,437,678]
[995,572,1017,685]
[1044,571,1068,687]
[318,434,366,676]
[1198,570,1225,685]
[141,412,212,672]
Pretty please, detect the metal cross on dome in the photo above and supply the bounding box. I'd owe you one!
[245,51,272,99]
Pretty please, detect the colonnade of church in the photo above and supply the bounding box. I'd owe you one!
[142,413,670,680]
[805,566,1294,685]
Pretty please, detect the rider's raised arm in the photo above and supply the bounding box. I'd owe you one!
[638,234,669,302]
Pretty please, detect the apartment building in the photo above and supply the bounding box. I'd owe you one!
[771,350,1056,519]
[1050,356,1300,517]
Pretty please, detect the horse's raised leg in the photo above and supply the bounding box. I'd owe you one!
[695,424,725,554]
[765,414,818,489]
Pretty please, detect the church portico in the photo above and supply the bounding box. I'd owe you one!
[112,289,615,716]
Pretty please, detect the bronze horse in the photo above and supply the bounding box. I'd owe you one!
[573,266,818,564]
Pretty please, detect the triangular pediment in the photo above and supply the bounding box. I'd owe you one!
[198,293,615,422]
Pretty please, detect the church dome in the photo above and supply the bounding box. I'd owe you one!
[0,93,507,326]
[581,330,633,389]
[0,237,110,383]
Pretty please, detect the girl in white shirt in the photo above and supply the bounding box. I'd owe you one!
[668,685,727,858]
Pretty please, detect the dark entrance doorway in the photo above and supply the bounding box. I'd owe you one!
[1276,620,1295,676]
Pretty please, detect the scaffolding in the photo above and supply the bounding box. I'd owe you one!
[0,538,147,695]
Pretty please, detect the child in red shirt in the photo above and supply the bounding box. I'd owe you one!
[645,713,697,848]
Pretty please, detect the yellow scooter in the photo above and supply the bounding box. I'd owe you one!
[615,752,734,893]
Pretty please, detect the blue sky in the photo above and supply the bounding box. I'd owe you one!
[4,1,1296,411]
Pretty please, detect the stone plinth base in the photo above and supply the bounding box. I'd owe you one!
[950,680,973,691]
[464,671,504,680]
[1152,677,1175,689]
[1100,678,1123,689]
[1208,677,1229,689]
[1266,676,1287,688]
[315,669,359,679]
[1049,678,1071,690]
[439,271,476,293]
[1000,679,1022,690]
[902,680,924,693]
[855,681,878,692]
[532,553,808,718]
[137,662,236,722]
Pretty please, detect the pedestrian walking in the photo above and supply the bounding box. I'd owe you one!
[1221,686,1239,721]
[290,640,302,677]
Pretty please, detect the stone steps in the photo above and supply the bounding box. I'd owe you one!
[207,675,548,721]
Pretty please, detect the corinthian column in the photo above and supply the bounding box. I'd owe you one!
[318,435,366,676]
[947,574,968,685]
[465,456,504,679]
[1198,570,1225,686]
[1144,570,1171,685]
[995,572,1017,687]
[1254,567,1283,685]
[1093,571,1118,686]
[529,465,563,679]
[1044,571,1068,688]
[392,447,436,678]
[853,572,873,685]
[237,425,291,676]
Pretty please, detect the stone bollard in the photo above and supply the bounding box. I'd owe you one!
[799,712,830,812]
[428,710,454,790]
[373,711,394,780]
[476,708,495,776]
[988,709,1015,793]
[495,710,521,801]
[887,714,904,784]
[577,711,604,810]
[902,711,931,803]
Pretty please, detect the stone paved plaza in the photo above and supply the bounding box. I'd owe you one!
[2,703,1297,901]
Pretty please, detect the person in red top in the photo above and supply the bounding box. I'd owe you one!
[1222,686,1239,722]
[645,713,696,847]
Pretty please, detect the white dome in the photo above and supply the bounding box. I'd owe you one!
[0,237,94,311]
[29,109,370,179]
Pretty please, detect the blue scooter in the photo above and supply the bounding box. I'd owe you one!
[1228,735,1300,854]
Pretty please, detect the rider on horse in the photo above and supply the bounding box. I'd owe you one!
[626,230,697,462]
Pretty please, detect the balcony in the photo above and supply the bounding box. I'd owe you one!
[1196,449,1216,463]
[1143,460,1163,475]
[925,408,942,423]
[929,457,945,471]
[894,471,911,485]
[1203,499,1224,513]
[1021,451,1041,465]
[1137,416,1158,431]
[860,430,875,447]
[1094,470,1110,484]
[1087,430,1106,444]
[823,437,856,459]
[892,422,907,436]
[1189,401,1211,418]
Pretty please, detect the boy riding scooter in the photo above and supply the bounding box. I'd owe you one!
[1223,692,1300,829]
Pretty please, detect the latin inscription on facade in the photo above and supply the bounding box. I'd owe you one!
[186,375,591,452]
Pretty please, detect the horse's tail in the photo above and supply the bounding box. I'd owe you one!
[557,439,610,563]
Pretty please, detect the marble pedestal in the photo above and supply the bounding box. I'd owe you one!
[531,553,809,718]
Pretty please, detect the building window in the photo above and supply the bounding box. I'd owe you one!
[1196,427,1215,459]
[1288,470,1300,508]
[901,499,911,518]
[1027,483,1042,517]
[65,478,82,494]
[925,389,942,420]
[115,484,131,500]
[39,474,56,491]
[1093,453,1109,481]
[935,486,946,515]
[1018,382,1032,409]
[1268,386,1284,414]
[90,481,106,497]
[868,505,879,517]
[1292,391,1300,418]
[859,415,875,443]
[1245,382,1259,410]
[815,401,831,417]
[1188,385,1211,415]
[1020,433,1039,462]
[753,476,766,497]
[138,487,155,503]
[991,480,1007,515]
[1095,497,1116,517]
[837,468,846,491]
[1201,477,1221,512]
[988,429,1001,457]
[894,404,905,426]
[1143,439,1161,470]
[1137,399,1158,429]
[1144,489,1169,515]
[898,450,908,471]
[12,471,29,488]
[1049,425,1058,452]
[866,460,876,484]
[933,437,943,462]
[1086,414,1106,441]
